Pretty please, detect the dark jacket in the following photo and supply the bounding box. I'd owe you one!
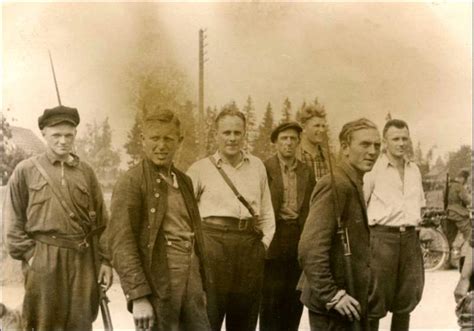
[264,155,315,259]
[298,161,371,317]
[107,159,209,312]
[448,180,471,218]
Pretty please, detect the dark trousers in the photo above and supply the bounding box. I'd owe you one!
[446,211,472,244]
[309,310,369,331]
[260,258,303,331]
[202,224,265,331]
[22,242,98,331]
[368,227,425,330]
[150,241,210,331]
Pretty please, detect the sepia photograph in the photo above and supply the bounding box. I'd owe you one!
[1,1,472,330]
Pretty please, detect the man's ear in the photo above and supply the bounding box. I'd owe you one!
[340,141,350,158]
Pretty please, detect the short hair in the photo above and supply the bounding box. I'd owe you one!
[142,107,181,135]
[383,119,409,137]
[215,103,246,129]
[299,104,326,124]
[339,118,378,145]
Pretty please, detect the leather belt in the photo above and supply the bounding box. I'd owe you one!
[371,225,416,233]
[203,216,257,232]
[32,226,104,253]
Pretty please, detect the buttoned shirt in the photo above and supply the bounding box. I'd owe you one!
[278,155,299,220]
[363,153,426,227]
[4,152,108,262]
[296,144,329,182]
[161,172,194,243]
[187,151,275,248]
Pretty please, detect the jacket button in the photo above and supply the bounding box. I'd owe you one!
[150,208,156,213]
[154,193,160,198]
[156,178,161,184]
[147,244,151,248]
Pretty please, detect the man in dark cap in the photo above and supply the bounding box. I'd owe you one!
[107,107,211,331]
[260,122,315,331]
[4,105,113,331]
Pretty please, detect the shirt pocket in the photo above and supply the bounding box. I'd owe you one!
[28,180,51,206]
[73,183,91,209]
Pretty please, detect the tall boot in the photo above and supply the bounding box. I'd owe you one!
[391,313,410,331]
[368,318,379,331]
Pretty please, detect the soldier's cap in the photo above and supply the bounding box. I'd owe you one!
[38,105,80,130]
[271,122,302,143]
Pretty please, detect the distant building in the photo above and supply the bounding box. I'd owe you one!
[7,126,45,155]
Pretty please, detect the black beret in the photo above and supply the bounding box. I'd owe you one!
[38,105,80,130]
[271,121,303,143]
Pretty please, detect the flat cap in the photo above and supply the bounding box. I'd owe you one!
[38,105,80,130]
[271,121,302,143]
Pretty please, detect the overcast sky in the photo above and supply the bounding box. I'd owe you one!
[2,1,472,161]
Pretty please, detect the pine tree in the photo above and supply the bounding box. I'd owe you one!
[123,112,143,167]
[242,96,257,151]
[75,117,121,189]
[253,102,276,161]
[280,98,292,124]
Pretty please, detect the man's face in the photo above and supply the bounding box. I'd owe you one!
[215,115,245,158]
[384,126,410,159]
[342,128,381,174]
[275,129,300,159]
[303,116,327,144]
[141,121,183,167]
[42,123,76,158]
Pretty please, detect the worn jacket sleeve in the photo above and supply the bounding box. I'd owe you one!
[298,175,348,305]
[84,163,111,266]
[107,172,152,301]
[4,161,36,261]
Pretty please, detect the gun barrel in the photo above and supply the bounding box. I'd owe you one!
[100,296,114,331]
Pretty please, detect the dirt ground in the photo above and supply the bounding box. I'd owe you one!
[0,269,461,331]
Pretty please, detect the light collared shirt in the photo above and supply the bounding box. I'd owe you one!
[278,155,299,220]
[187,151,275,248]
[363,153,426,227]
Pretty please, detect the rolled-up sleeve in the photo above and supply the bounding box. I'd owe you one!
[258,163,275,249]
[4,162,36,261]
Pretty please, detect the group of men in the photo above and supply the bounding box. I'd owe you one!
[4,101,438,331]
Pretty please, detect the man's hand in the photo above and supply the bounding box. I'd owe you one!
[334,293,361,322]
[133,297,155,331]
[98,264,113,291]
[454,278,470,303]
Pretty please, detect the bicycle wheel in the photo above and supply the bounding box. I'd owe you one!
[419,227,450,271]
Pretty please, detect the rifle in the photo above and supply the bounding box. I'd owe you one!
[47,52,114,329]
[443,173,450,211]
[318,138,362,331]
[88,211,114,331]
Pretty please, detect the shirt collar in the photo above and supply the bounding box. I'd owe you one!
[45,151,79,167]
[380,153,412,168]
[277,154,297,172]
[147,159,179,188]
[214,150,250,167]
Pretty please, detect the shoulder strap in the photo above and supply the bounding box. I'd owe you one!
[32,158,90,232]
[208,156,258,219]
[32,158,76,217]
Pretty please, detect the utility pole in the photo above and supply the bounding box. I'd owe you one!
[198,28,208,156]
